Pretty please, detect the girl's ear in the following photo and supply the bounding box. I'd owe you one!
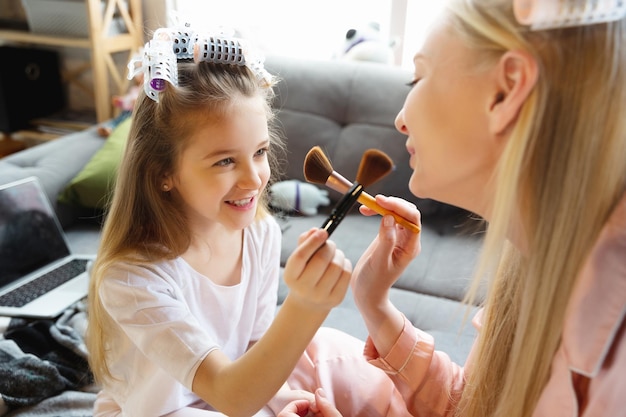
[161,174,173,192]
[488,50,538,135]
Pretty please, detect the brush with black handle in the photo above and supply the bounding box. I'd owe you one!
[304,146,421,234]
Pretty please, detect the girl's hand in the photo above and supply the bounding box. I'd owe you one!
[268,388,315,416]
[283,229,352,313]
[278,400,313,417]
[352,195,421,308]
[278,389,343,417]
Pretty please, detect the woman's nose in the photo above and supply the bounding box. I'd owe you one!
[395,109,408,134]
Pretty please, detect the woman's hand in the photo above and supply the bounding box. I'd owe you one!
[352,195,421,309]
[278,389,343,417]
[283,229,352,313]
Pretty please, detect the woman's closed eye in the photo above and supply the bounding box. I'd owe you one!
[406,78,421,88]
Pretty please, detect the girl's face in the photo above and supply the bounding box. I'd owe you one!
[171,95,271,232]
[395,17,504,216]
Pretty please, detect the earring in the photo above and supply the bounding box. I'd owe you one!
[162,184,170,191]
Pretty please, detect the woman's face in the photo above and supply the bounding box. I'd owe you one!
[395,16,505,217]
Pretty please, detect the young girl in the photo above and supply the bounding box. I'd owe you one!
[85,27,354,416]
[281,0,626,416]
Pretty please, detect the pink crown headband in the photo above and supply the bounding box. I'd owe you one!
[127,24,272,102]
[514,0,626,30]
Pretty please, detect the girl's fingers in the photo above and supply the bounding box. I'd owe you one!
[278,399,312,417]
[297,227,321,244]
[285,229,329,276]
[315,248,352,296]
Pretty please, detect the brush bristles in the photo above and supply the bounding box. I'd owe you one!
[303,146,334,184]
[356,149,395,187]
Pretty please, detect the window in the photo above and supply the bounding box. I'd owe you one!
[168,0,443,69]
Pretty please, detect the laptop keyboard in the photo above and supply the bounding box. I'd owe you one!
[0,259,89,308]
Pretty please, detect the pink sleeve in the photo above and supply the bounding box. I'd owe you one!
[365,312,482,417]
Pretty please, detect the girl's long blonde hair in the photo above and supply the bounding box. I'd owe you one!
[446,1,626,416]
[85,61,284,384]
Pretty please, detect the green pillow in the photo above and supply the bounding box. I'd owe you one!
[59,117,132,209]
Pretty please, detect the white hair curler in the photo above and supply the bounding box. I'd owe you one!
[127,24,271,102]
[514,0,626,30]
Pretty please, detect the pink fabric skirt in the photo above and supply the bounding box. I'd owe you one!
[289,327,411,417]
[94,327,410,416]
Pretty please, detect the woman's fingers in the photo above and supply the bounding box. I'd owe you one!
[359,195,421,227]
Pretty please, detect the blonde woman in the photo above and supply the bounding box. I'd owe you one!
[280,0,626,416]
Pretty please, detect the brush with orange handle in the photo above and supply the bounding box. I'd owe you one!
[304,146,421,234]
[318,147,394,235]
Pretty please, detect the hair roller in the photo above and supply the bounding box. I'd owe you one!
[131,23,273,102]
[514,0,626,30]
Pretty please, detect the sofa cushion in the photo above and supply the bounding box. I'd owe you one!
[276,211,484,304]
[58,118,131,209]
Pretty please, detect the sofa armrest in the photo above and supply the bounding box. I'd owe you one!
[0,127,105,227]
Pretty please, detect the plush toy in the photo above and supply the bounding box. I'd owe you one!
[98,48,144,138]
[97,74,142,138]
[269,179,330,216]
[338,22,396,64]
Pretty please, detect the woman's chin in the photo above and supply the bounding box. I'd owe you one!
[409,177,431,200]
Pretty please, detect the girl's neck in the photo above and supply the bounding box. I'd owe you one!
[184,227,244,286]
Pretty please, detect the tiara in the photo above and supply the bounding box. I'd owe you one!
[127,24,272,102]
[514,0,626,30]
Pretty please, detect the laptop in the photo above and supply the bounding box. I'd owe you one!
[0,176,95,318]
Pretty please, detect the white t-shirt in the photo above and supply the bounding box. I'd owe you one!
[98,216,282,416]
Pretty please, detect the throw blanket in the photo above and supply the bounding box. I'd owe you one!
[0,302,96,416]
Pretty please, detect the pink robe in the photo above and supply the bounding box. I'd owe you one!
[97,196,626,416]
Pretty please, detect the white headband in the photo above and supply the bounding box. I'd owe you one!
[514,0,626,30]
[127,25,272,102]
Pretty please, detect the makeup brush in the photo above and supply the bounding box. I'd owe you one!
[304,146,421,233]
[355,149,395,187]
[320,181,365,235]
[304,146,353,192]
[318,149,388,235]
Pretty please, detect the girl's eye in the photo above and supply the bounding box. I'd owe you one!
[406,78,421,87]
[215,157,234,167]
[255,147,269,157]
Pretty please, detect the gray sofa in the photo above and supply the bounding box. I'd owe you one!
[0,55,484,367]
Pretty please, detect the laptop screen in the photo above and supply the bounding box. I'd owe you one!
[0,177,71,288]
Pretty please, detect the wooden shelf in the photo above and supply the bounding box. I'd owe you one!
[0,134,27,158]
[0,30,91,48]
[0,0,144,123]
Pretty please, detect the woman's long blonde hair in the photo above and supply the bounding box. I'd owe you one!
[85,61,284,384]
[447,1,626,416]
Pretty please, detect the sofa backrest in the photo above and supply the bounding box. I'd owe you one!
[265,55,415,206]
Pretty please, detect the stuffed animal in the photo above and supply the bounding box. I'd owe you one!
[98,49,144,137]
[338,22,396,64]
[269,179,330,216]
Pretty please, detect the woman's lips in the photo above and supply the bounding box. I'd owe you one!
[406,144,416,168]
